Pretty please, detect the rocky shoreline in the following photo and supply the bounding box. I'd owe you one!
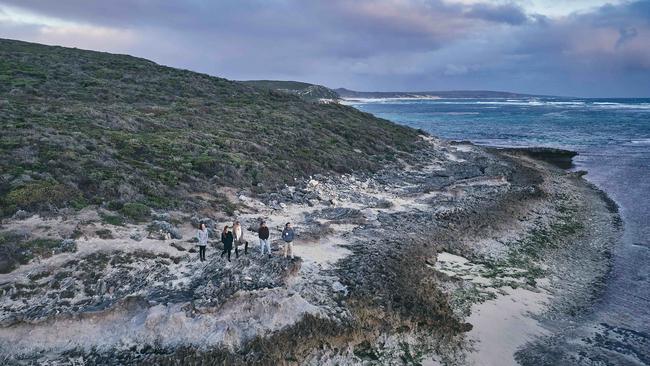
[0,136,620,365]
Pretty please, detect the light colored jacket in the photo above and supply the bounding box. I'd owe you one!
[233,225,243,242]
[197,228,209,246]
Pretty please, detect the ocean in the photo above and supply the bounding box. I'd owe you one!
[346,97,650,364]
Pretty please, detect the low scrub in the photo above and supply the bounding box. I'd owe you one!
[120,203,151,222]
[0,233,76,273]
[3,181,79,214]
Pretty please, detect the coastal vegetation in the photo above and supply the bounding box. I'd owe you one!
[0,38,421,218]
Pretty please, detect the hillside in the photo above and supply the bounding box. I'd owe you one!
[0,39,421,217]
[335,88,538,99]
[241,80,339,101]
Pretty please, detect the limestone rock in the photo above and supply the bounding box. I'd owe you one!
[148,221,182,240]
[12,210,30,220]
[130,232,143,241]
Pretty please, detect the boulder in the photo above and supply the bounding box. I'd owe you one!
[281,187,294,198]
[267,193,282,202]
[130,232,143,242]
[152,212,171,221]
[148,221,182,240]
[361,208,378,222]
[247,223,261,233]
[170,242,186,251]
[190,216,216,229]
[56,239,77,254]
[11,210,30,220]
[0,253,17,274]
[332,281,348,295]
[190,216,217,237]
[374,199,393,209]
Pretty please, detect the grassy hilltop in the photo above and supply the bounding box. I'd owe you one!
[0,39,421,216]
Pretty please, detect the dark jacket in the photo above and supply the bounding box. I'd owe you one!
[221,232,234,250]
[258,226,270,240]
[282,227,294,242]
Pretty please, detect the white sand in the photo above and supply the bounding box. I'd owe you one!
[434,251,551,366]
[466,286,550,366]
[452,144,475,153]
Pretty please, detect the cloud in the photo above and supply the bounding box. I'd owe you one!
[444,63,479,75]
[0,0,648,96]
[0,4,137,51]
[616,26,638,48]
[465,3,528,25]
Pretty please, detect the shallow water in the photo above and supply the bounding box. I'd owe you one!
[347,97,650,364]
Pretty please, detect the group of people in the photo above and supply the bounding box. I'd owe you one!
[196,220,295,262]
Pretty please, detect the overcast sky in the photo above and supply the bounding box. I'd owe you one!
[1,0,649,97]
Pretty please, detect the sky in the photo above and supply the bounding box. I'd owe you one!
[0,0,649,97]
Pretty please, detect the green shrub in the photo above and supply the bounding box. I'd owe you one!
[70,197,89,210]
[120,202,151,222]
[101,213,125,226]
[95,229,113,239]
[192,155,220,176]
[212,193,237,216]
[5,181,76,211]
[107,200,124,211]
[19,238,61,262]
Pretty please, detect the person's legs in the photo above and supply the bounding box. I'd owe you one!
[288,242,294,259]
[227,249,231,261]
[199,246,205,261]
[283,242,288,258]
[221,248,226,258]
[244,241,248,254]
[259,239,264,256]
[262,239,271,257]
[235,244,239,258]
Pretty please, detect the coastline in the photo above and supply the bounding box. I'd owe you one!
[452,146,621,365]
[0,140,621,365]
[486,147,578,170]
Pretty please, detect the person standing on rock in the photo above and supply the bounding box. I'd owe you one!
[281,222,295,260]
[258,221,271,258]
[233,220,247,258]
[220,226,234,262]
[196,223,209,262]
